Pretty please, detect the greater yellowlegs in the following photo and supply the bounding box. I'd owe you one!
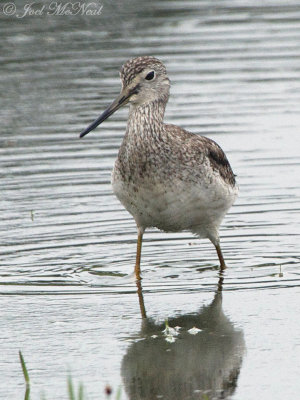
[80,56,238,280]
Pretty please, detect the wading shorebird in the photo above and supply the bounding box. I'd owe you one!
[80,56,237,280]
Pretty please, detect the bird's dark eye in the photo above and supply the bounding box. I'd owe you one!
[145,71,155,80]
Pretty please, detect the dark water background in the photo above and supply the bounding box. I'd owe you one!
[1,0,300,398]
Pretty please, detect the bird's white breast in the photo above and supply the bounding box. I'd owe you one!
[112,165,237,242]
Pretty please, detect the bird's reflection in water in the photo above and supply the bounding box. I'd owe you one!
[121,274,245,400]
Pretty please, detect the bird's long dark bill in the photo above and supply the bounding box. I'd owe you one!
[79,92,130,138]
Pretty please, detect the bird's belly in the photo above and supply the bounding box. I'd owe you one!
[112,171,237,237]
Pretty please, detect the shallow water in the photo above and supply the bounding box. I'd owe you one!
[1,0,300,399]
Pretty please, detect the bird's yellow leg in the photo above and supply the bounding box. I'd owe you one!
[215,242,227,271]
[134,229,143,280]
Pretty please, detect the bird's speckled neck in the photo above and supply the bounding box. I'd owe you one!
[127,100,166,137]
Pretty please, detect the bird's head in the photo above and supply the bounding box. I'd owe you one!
[80,56,170,138]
